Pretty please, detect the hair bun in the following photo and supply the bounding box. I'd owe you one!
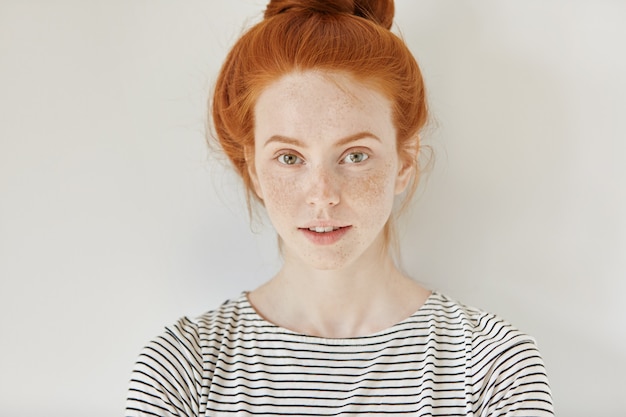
[264,0,394,29]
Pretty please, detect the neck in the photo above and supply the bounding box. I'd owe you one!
[249,243,429,338]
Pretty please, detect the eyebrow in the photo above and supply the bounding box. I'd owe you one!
[263,131,381,148]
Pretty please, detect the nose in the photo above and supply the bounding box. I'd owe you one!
[305,165,340,207]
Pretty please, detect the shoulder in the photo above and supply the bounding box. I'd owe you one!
[145,293,249,353]
[423,291,537,349]
[126,294,251,417]
[424,292,554,415]
[147,293,256,365]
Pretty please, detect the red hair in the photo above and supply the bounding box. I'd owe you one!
[211,0,428,242]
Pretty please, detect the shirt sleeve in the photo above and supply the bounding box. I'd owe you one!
[469,316,554,416]
[125,318,203,417]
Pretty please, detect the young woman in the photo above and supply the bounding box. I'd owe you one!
[126,1,554,415]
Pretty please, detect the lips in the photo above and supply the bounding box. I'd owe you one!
[307,226,341,233]
[299,225,351,245]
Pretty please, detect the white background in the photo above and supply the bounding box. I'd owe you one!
[1,1,625,415]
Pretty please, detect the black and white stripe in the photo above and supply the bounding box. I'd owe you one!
[126,292,553,416]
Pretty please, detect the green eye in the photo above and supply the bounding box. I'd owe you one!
[278,154,302,165]
[344,152,369,164]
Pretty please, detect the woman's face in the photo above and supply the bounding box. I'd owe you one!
[251,71,414,270]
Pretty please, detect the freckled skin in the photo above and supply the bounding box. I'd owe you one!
[251,71,412,271]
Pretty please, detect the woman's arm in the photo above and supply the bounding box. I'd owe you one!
[125,318,203,417]
[471,332,554,416]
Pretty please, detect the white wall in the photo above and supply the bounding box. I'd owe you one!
[0,1,624,415]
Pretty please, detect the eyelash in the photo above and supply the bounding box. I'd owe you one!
[276,152,304,165]
[341,151,369,164]
[275,150,370,166]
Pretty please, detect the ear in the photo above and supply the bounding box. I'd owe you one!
[245,146,264,200]
[394,134,420,195]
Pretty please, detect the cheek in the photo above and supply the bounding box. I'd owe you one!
[344,163,397,214]
[257,170,301,216]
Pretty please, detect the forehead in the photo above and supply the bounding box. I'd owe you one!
[253,71,395,144]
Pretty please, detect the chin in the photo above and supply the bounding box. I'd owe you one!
[299,244,378,272]
[281,246,353,271]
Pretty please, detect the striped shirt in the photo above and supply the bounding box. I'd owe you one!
[126,291,554,416]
